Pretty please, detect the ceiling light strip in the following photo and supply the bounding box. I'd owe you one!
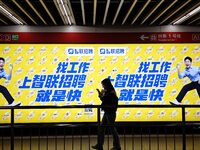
[112,0,124,25]
[0,1,26,24]
[60,0,71,25]
[25,0,47,25]
[53,0,66,24]
[59,2,69,24]
[189,15,200,24]
[131,0,151,24]
[63,0,74,25]
[67,0,76,24]
[122,0,137,25]
[93,0,97,25]
[103,0,110,25]
[160,0,191,25]
[12,0,37,25]
[0,5,23,24]
[173,5,200,24]
[80,0,85,25]
[39,0,57,25]
[169,1,200,24]
[141,0,164,24]
[0,17,8,24]
[150,0,178,25]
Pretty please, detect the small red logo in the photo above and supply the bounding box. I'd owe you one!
[0,34,11,41]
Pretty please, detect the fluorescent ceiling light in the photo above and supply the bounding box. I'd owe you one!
[56,0,71,25]
[173,5,200,25]
[0,5,23,25]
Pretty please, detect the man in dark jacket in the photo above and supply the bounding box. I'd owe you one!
[92,78,121,150]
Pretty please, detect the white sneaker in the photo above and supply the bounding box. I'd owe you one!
[169,100,181,105]
[9,102,21,107]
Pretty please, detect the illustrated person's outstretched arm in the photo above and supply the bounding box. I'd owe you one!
[177,63,186,79]
[3,63,12,80]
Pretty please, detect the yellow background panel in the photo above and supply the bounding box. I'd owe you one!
[0,44,200,123]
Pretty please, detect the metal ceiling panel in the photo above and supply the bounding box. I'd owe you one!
[0,0,198,26]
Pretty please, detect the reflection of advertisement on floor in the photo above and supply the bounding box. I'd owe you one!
[0,44,200,123]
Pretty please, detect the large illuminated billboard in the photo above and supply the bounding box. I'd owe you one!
[0,44,199,123]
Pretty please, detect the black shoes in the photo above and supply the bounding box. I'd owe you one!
[110,147,121,150]
[92,144,121,150]
[91,144,103,150]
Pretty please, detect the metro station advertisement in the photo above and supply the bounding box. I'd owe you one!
[0,44,200,123]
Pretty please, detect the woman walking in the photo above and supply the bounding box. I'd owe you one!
[92,78,121,150]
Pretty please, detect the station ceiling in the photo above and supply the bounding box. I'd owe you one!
[0,0,199,26]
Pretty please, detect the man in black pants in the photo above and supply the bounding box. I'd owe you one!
[0,57,21,106]
[92,78,121,150]
[170,56,200,105]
